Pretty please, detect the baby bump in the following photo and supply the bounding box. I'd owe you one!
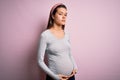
[49,57,74,75]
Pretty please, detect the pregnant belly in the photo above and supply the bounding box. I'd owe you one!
[49,57,74,75]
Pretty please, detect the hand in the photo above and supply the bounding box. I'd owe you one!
[72,69,77,75]
[58,69,77,80]
[68,69,77,78]
[58,74,69,80]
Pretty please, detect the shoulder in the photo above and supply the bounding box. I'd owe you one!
[65,31,70,40]
[41,29,49,36]
[65,30,70,35]
[41,29,49,34]
[40,29,51,41]
[65,30,70,36]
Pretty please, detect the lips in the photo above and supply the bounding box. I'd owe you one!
[62,20,65,22]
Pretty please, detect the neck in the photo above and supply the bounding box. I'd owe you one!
[52,23,63,31]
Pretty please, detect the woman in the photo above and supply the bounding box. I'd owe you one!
[38,3,78,80]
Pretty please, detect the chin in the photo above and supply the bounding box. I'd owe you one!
[61,23,65,25]
[58,22,65,26]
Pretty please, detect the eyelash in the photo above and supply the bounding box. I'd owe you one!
[59,13,67,16]
[59,13,62,15]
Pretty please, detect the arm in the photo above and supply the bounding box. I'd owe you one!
[68,35,78,77]
[69,50,78,70]
[69,52,78,70]
[37,32,60,80]
[68,34,78,70]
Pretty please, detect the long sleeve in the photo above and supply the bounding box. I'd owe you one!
[68,34,78,70]
[69,51,78,70]
[37,32,60,80]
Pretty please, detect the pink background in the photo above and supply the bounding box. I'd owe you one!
[0,0,120,80]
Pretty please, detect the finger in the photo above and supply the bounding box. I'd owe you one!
[61,77,68,80]
[68,74,73,78]
[63,75,69,78]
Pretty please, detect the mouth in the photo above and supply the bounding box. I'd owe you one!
[62,20,66,22]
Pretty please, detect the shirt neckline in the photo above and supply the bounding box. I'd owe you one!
[47,29,66,40]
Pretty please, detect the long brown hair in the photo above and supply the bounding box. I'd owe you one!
[47,3,67,30]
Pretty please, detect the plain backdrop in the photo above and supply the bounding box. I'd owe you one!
[0,0,120,80]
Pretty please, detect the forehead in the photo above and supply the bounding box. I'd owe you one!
[56,7,67,13]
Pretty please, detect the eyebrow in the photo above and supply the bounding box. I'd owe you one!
[58,11,67,14]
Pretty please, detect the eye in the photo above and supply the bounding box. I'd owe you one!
[58,12,63,15]
[65,14,67,16]
[59,13,62,15]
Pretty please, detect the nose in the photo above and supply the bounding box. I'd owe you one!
[62,15,66,19]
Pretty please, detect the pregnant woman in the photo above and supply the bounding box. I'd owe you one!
[38,3,78,80]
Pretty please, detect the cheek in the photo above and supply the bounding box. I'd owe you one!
[56,15,62,21]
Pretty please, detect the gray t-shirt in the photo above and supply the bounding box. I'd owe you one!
[38,29,77,80]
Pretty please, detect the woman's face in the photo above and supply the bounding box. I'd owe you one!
[52,7,67,26]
